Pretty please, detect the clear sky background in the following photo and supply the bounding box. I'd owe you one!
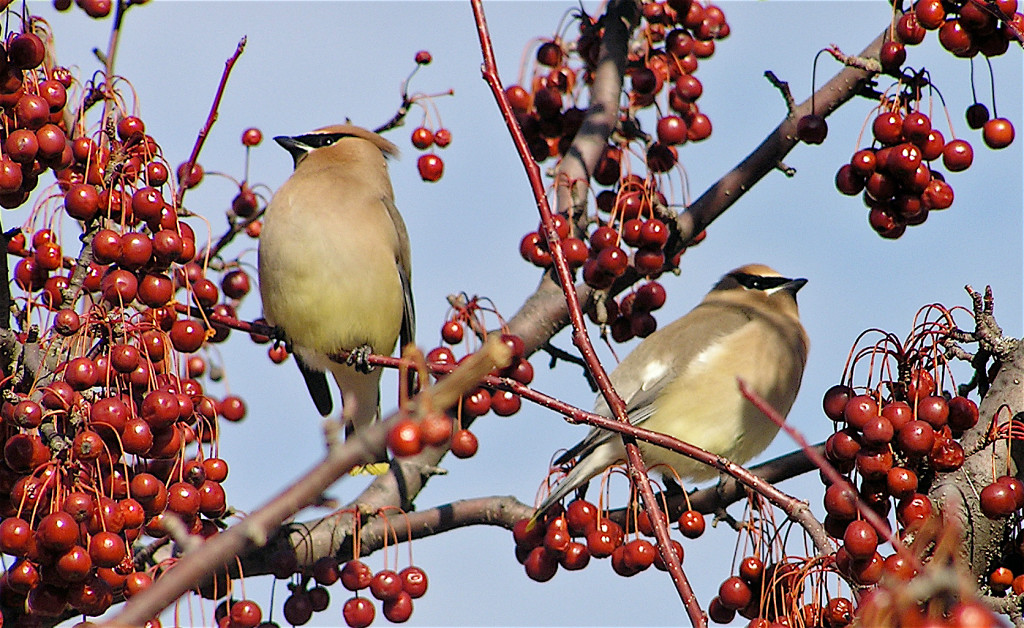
[15,1,1023,626]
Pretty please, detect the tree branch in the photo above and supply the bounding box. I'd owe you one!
[105,339,512,626]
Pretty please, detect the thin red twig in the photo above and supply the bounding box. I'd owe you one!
[470,2,702,623]
[174,38,247,209]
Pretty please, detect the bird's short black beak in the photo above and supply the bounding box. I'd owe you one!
[783,278,808,295]
[274,135,307,167]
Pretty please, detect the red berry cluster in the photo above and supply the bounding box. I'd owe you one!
[0,31,269,624]
[809,308,1023,622]
[386,298,537,464]
[519,192,706,341]
[896,0,1023,60]
[0,440,231,619]
[507,0,725,167]
[411,126,449,183]
[821,366,981,545]
[708,558,856,626]
[512,499,704,582]
[271,554,428,626]
[430,299,534,422]
[889,3,1019,150]
[51,0,144,19]
[399,50,450,183]
[834,101,964,239]
[414,329,533,460]
[0,30,74,210]
[0,166,256,620]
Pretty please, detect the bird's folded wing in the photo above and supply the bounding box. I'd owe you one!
[554,303,756,465]
[384,196,416,350]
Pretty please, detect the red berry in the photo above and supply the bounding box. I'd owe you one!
[677,509,705,538]
[450,429,479,458]
[980,482,1017,518]
[411,127,434,150]
[718,575,752,610]
[417,154,443,182]
[341,560,373,591]
[585,517,623,558]
[388,418,423,457]
[982,118,1015,149]
[822,385,854,421]
[370,569,403,601]
[880,41,906,74]
[283,591,313,626]
[524,546,559,581]
[536,41,563,67]
[843,394,878,429]
[399,565,428,598]
[433,128,451,148]
[797,114,827,144]
[441,319,464,344]
[343,597,375,628]
[942,138,973,172]
[947,396,979,431]
[842,519,877,560]
[916,395,949,428]
[242,127,263,146]
[872,111,903,145]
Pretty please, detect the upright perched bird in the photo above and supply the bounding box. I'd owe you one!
[258,124,414,438]
[533,264,808,518]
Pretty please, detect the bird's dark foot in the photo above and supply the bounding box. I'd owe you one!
[262,324,288,346]
[346,344,375,373]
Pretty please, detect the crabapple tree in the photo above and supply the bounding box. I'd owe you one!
[0,0,1020,627]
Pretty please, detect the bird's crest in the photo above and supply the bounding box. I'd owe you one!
[310,124,399,158]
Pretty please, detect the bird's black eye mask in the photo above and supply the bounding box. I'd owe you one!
[731,273,791,291]
[294,133,347,149]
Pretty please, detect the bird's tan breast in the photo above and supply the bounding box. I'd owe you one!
[258,175,405,358]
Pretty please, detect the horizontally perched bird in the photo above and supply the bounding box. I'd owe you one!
[533,264,808,518]
[258,124,414,440]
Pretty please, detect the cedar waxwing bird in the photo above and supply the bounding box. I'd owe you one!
[533,264,808,520]
[258,124,414,442]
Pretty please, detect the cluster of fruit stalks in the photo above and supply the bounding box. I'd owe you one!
[193,513,432,628]
[516,0,721,342]
[265,515,430,628]
[819,0,1021,239]
[511,305,1013,626]
[0,16,267,624]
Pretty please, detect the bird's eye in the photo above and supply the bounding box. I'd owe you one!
[732,273,790,291]
[296,133,344,149]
